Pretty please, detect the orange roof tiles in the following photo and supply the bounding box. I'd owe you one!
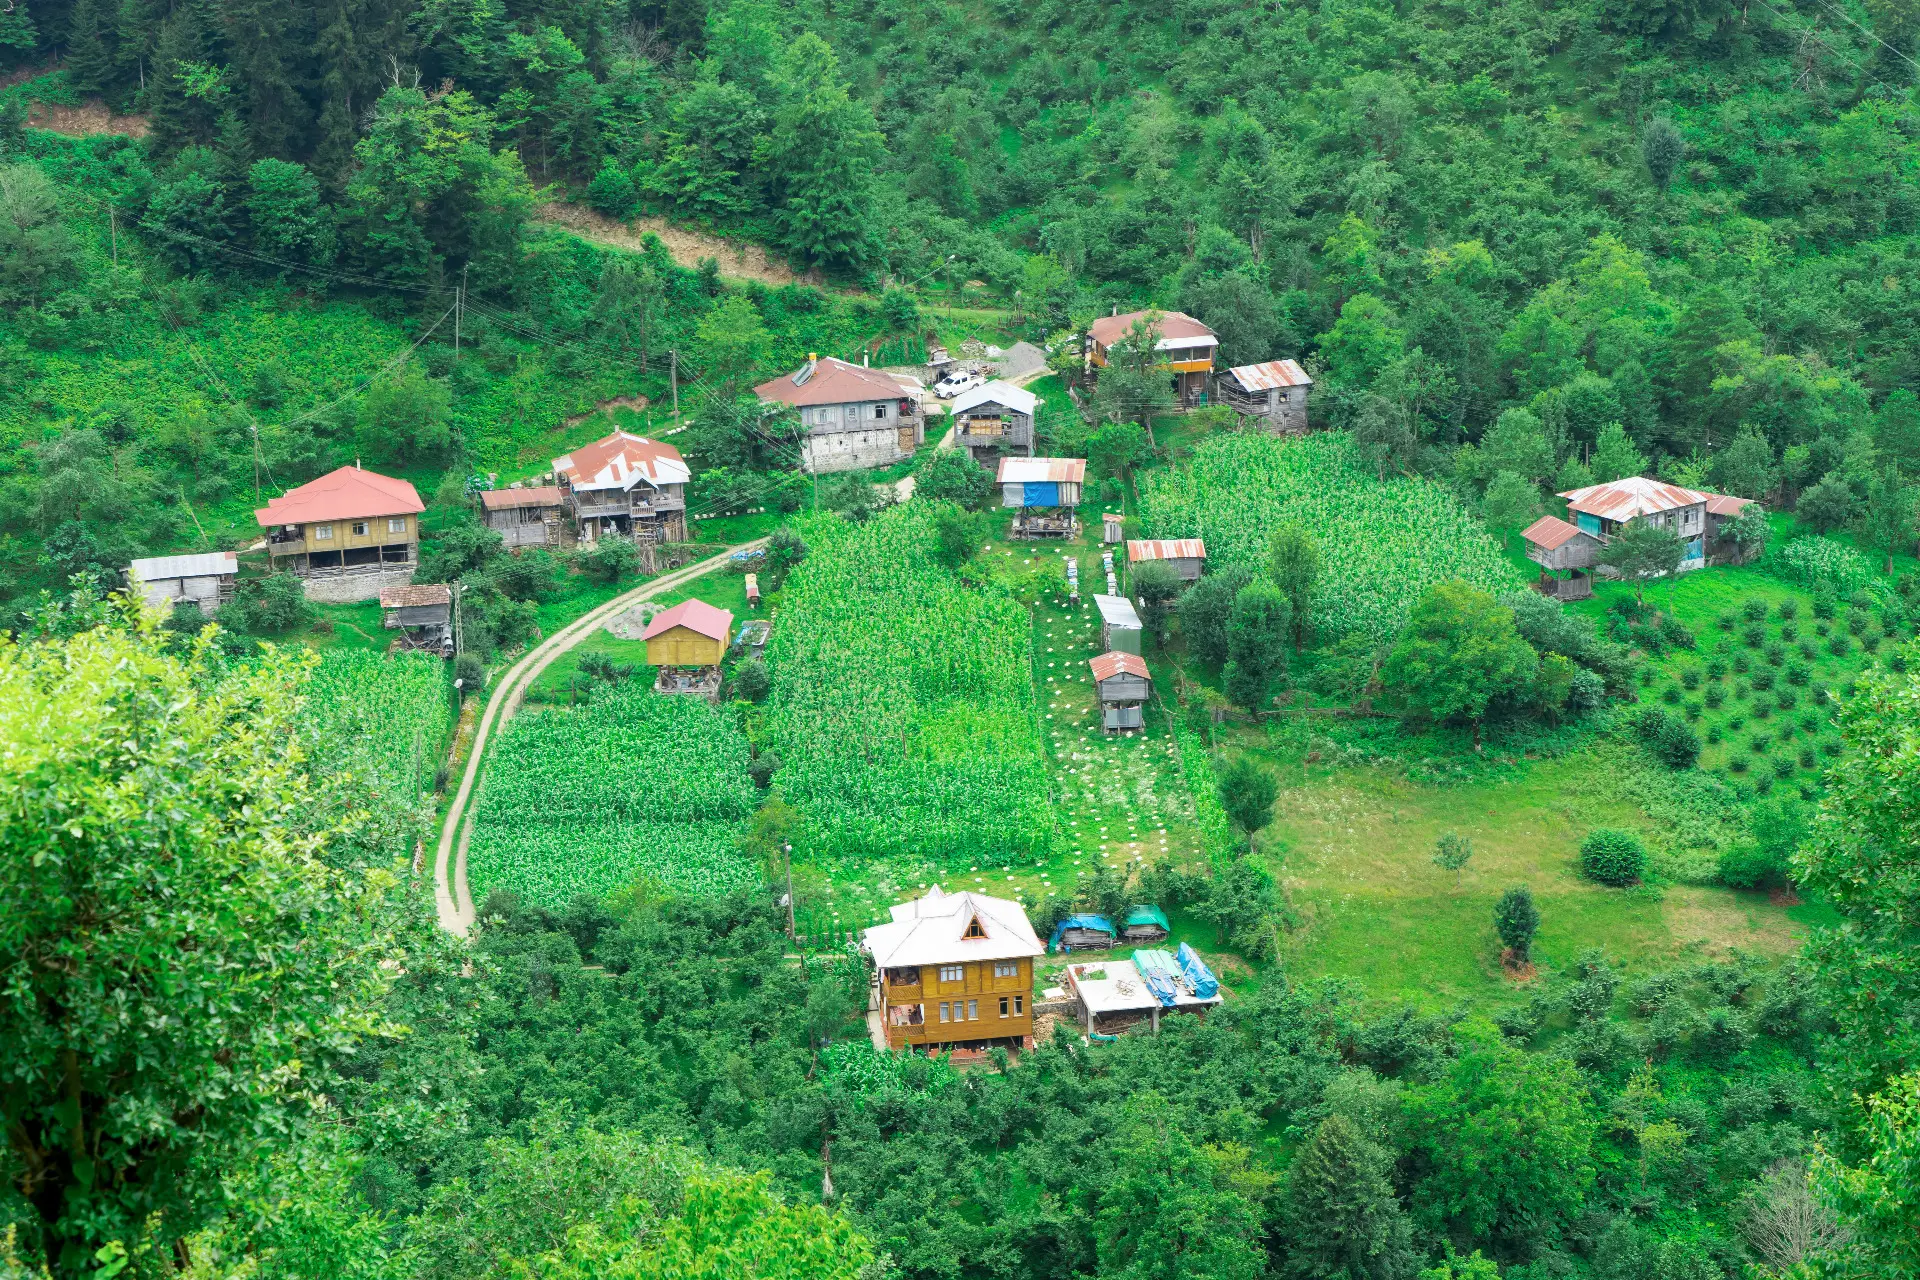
[255,465,424,528]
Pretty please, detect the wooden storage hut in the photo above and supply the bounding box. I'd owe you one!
[1090,650,1151,734]
[1126,538,1206,584]
[997,457,1086,539]
[480,485,564,549]
[1094,594,1143,656]
[644,599,734,699]
[127,551,238,617]
[1121,905,1170,942]
[1048,913,1119,952]
[950,380,1040,467]
[1520,515,1600,601]
[1703,493,1757,564]
[1218,359,1312,433]
[378,583,454,656]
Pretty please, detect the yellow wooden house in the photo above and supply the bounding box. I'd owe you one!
[642,598,735,668]
[863,887,1044,1053]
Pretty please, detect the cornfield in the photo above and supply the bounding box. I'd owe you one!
[467,682,759,906]
[763,506,1054,867]
[1138,432,1521,640]
[301,650,454,862]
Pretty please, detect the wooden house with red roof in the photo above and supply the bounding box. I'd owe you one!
[644,598,734,699]
[255,464,425,583]
[552,430,689,544]
[1086,310,1219,408]
[754,355,925,475]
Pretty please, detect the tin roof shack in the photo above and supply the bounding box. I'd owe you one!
[1218,359,1312,434]
[1090,650,1151,735]
[644,598,734,701]
[1558,476,1711,575]
[1087,310,1219,408]
[1094,594,1143,656]
[553,431,690,545]
[1126,538,1206,584]
[128,551,238,617]
[1519,516,1601,601]
[256,465,425,597]
[1063,944,1223,1036]
[950,380,1040,468]
[1704,493,1758,564]
[480,485,565,549]
[998,457,1085,539]
[1121,905,1170,942]
[863,887,1044,1053]
[379,583,454,656]
[755,356,925,475]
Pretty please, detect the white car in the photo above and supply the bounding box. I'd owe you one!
[934,370,986,399]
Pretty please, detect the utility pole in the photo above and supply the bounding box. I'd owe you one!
[455,263,467,359]
[453,583,463,660]
[669,349,680,422]
[783,842,796,940]
[108,206,117,265]
[251,425,262,505]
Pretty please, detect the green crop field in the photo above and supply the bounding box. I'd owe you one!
[467,683,759,907]
[301,649,457,858]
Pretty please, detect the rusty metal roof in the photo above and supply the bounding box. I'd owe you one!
[643,598,734,643]
[255,465,424,528]
[1089,650,1150,682]
[1127,538,1206,562]
[378,584,452,609]
[1223,359,1312,391]
[1557,476,1708,521]
[1088,310,1218,349]
[1521,516,1588,550]
[997,457,1086,484]
[754,356,907,408]
[553,430,690,493]
[480,486,564,510]
[1704,492,1755,516]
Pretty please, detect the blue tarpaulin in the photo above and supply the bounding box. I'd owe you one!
[1177,942,1220,999]
[1023,481,1060,507]
[1048,913,1117,953]
[1131,949,1182,1007]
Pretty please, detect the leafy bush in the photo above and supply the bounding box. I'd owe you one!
[1770,537,1872,595]
[1718,842,1785,891]
[1742,598,1770,623]
[1632,707,1700,768]
[1580,828,1648,886]
[1704,685,1724,709]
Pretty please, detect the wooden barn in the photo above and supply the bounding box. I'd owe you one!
[1217,359,1312,433]
[378,583,454,656]
[1090,650,1151,734]
[997,457,1086,539]
[1126,538,1206,584]
[1094,594,1143,656]
[1704,493,1757,563]
[950,380,1040,468]
[643,598,734,699]
[1520,515,1601,601]
[127,551,237,617]
[480,485,564,549]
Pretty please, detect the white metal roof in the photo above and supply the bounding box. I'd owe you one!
[1094,594,1142,629]
[128,551,237,581]
[1066,958,1223,1016]
[950,380,1039,417]
[997,457,1086,484]
[862,887,1044,969]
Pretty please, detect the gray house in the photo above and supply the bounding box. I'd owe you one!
[1094,594,1143,656]
[1090,650,1151,734]
[480,485,565,549]
[950,380,1040,468]
[378,583,454,656]
[754,356,925,475]
[1218,359,1312,433]
[128,551,238,617]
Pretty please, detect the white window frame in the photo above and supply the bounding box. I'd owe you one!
[388,517,407,533]
[1014,995,1024,1015]
[313,525,333,540]
[967,999,978,1020]
[351,521,370,537]
[993,961,1017,978]
[939,964,963,983]
[938,1001,950,1022]
[872,403,889,420]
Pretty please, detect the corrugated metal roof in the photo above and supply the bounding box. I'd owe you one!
[128,551,237,581]
[255,465,424,527]
[1704,493,1754,516]
[643,598,734,643]
[553,430,690,493]
[378,584,452,609]
[862,887,1044,969]
[1089,650,1150,682]
[480,487,564,510]
[1094,594,1142,628]
[1520,516,1587,550]
[950,379,1039,417]
[754,356,908,408]
[996,456,1086,484]
[1127,538,1206,562]
[1557,476,1708,521]
[1223,359,1312,391]
[1088,310,1218,349]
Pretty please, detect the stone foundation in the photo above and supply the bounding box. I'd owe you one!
[301,567,417,603]
[801,427,915,475]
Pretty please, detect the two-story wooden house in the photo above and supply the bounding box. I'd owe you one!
[552,430,690,544]
[754,356,925,475]
[950,380,1040,468]
[1086,310,1219,408]
[1218,359,1312,433]
[863,887,1044,1053]
[1523,476,1752,599]
[255,464,425,584]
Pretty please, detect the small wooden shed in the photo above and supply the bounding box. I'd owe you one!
[1520,515,1601,601]
[1218,359,1312,433]
[1127,539,1207,584]
[1090,650,1151,734]
[128,551,238,616]
[998,458,1086,540]
[1122,905,1170,942]
[379,583,454,656]
[1094,594,1143,656]
[480,485,564,549]
[643,598,735,668]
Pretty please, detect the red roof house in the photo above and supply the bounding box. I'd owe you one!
[643,599,735,668]
[254,464,425,529]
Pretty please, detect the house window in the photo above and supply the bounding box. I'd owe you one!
[938,1002,950,1022]
[993,961,1017,978]
[963,916,987,940]
[313,525,333,540]
[998,996,1009,1017]
[891,966,920,985]
[389,517,407,533]
[872,403,889,419]
[1014,995,1024,1015]
[967,999,978,1020]
[351,521,369,536]
[939,964,963,983]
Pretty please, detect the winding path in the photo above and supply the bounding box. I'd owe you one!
[433,538,769,934]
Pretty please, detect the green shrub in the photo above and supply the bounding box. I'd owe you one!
[1750,736,1768,754]
[1863,634,1881,653]
[1729,756,1749,774]
[1798,746,1816,769]
[1718,842,1786,891]
[1755,774,1774,795]
[1779,621,1797,641]
[1706,725,1724,743]
[1683,699,1702,720]
[1632,707,1700,769]
[1733,652,1752,673]
[1799,639,1817,658]
[1754,702,1772,719]
[1743,598,1769,622]
[1728,715,1746,731]
[1764,640,1785,666]
[1743,624,1765,648]
[1785,662,1810,686]
[1715,611,1735,631]
[1777,599,1798,620]
[1581,828,1648,886]
[1813,582,1837,618]
[1661,684,1682,704]
[1772,756,1795,779]
[1681,668,1701,690]
[1707,656,1728,679]
[1751,666,1776,691]
[1846,608,1868,636]
[1829,633,1851,656]
[1704,685,1725,709]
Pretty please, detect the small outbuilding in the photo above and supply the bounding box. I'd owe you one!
[1703,493,1758,564]
[1520,515,1600,601]
[1218,359,1312,433]
[997,457,1086,539]
[378,583,454,656]
[128,551,238,617]
[950,380,1041,467]
[1121,905,1170,942]
[1063,944,1223,1036]
[1126,538,1206,584]
[1048,913,1119,952]
[1090,650,1151,734]
[480,485,564,549]
[1094,594,1143,656]
[644,598,734,699]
